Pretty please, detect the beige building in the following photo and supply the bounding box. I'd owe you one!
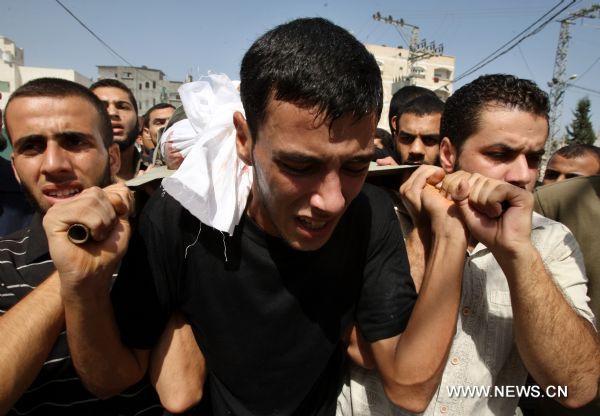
[0,36,91,111]
[97,65,186,114]
[365,43,455,131]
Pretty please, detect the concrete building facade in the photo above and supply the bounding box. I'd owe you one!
[365,43,455,131]
[0,36,91,111]
[97,65,185,114]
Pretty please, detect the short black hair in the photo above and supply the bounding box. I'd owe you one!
[441,74,549,154]
[552,143,600,165]
[388,85,437,135]
[90,78,138,116]
[239,17,382,140]
[399,94,444,119]
[4,77,113,148]
[143,102,175,128]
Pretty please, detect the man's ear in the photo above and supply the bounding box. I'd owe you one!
[234,111,253,166]
[439,137,456,173]
[108,143,121,177]
[390,115,398,135]
[10,154,21,185]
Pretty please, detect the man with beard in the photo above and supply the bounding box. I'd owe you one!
[342,74,599,415]
[371,93,446,291]
[42,18,470,415]
[90,78,142,181]
[542,143,600,185]
[377,93,444,169]
[0,78,195,415]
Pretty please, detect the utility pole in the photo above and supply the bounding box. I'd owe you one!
[544,4,600,171]
[373,12,443,86]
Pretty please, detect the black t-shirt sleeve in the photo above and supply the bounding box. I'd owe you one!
[356,185,416,342]
[111,191,184,349]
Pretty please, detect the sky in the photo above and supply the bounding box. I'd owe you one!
[1,0,599,138]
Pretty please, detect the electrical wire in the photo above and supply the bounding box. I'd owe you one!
[567,83,600,96]
[54,0,155,83]
[576,55,600,81]
[453,0,575,83]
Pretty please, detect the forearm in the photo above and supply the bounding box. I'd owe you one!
[404,227,428,293]
[498,245,600,408]
[373,232,466,412]
[150,312,205,413]
[0,272,64,414]
[61,275,148,399]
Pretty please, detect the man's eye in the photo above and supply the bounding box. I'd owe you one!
[527,155,543,168]
[280,162,314,175]
[398,135,414,144]
[63,135,89,150]
[544,170,558,180]
[487,152,510,161]
[421,135,440,146]
[17,141,44,155]
[343,163,370,175]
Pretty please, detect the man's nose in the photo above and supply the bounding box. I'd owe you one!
[409,138,425,155]
[505,154,533,188]
[310,171,345,215]
[40,142,71,175]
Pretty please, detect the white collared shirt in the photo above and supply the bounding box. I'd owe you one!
[338,213,595,416]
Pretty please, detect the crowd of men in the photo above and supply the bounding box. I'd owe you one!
[0,17,599,416]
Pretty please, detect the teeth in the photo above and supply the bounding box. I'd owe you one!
[298,217,326,230]
[47,189,80,198]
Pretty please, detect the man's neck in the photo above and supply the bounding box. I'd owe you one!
[117,145,138,181]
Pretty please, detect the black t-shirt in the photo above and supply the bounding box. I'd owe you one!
[113,183,416,416]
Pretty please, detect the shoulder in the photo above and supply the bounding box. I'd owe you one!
[349,183,396,217]
[534,175,600,214]
[0,213,46,267]
[531,212,574,244]
[342,184,397,233]
[137,187,201,248]
[531,212,583,269]
[0,227,29,266]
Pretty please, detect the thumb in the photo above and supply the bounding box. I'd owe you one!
[450,178,470,204]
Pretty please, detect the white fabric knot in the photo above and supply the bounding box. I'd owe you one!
[161,73,253,236]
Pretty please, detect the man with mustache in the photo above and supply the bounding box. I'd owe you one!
[42,18,470,415]
[90,78,142,181]
[342,74,600,415]
[0,77,195,415]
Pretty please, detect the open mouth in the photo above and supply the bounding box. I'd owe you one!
[43,187,82,199]
[111,123,124,135]
[297,216,327,230]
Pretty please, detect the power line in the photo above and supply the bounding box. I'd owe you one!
[567,83,600,96]
[577,55,600,80]
[54,0,155,83]
[453,0,575,83]
[54,0,134,67]
[517,44,536,80]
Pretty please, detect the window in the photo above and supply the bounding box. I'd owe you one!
[139,83,142,90]
[152,81,156,89]
[411,66,426,79]
[434,68,451,82]
[122,72,133,79]
[0,80,10,92]
[145,82,150,88]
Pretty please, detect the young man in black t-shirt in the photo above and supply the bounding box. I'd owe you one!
[43,18,469,415]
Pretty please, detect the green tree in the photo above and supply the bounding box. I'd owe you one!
[566,97,596,145]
